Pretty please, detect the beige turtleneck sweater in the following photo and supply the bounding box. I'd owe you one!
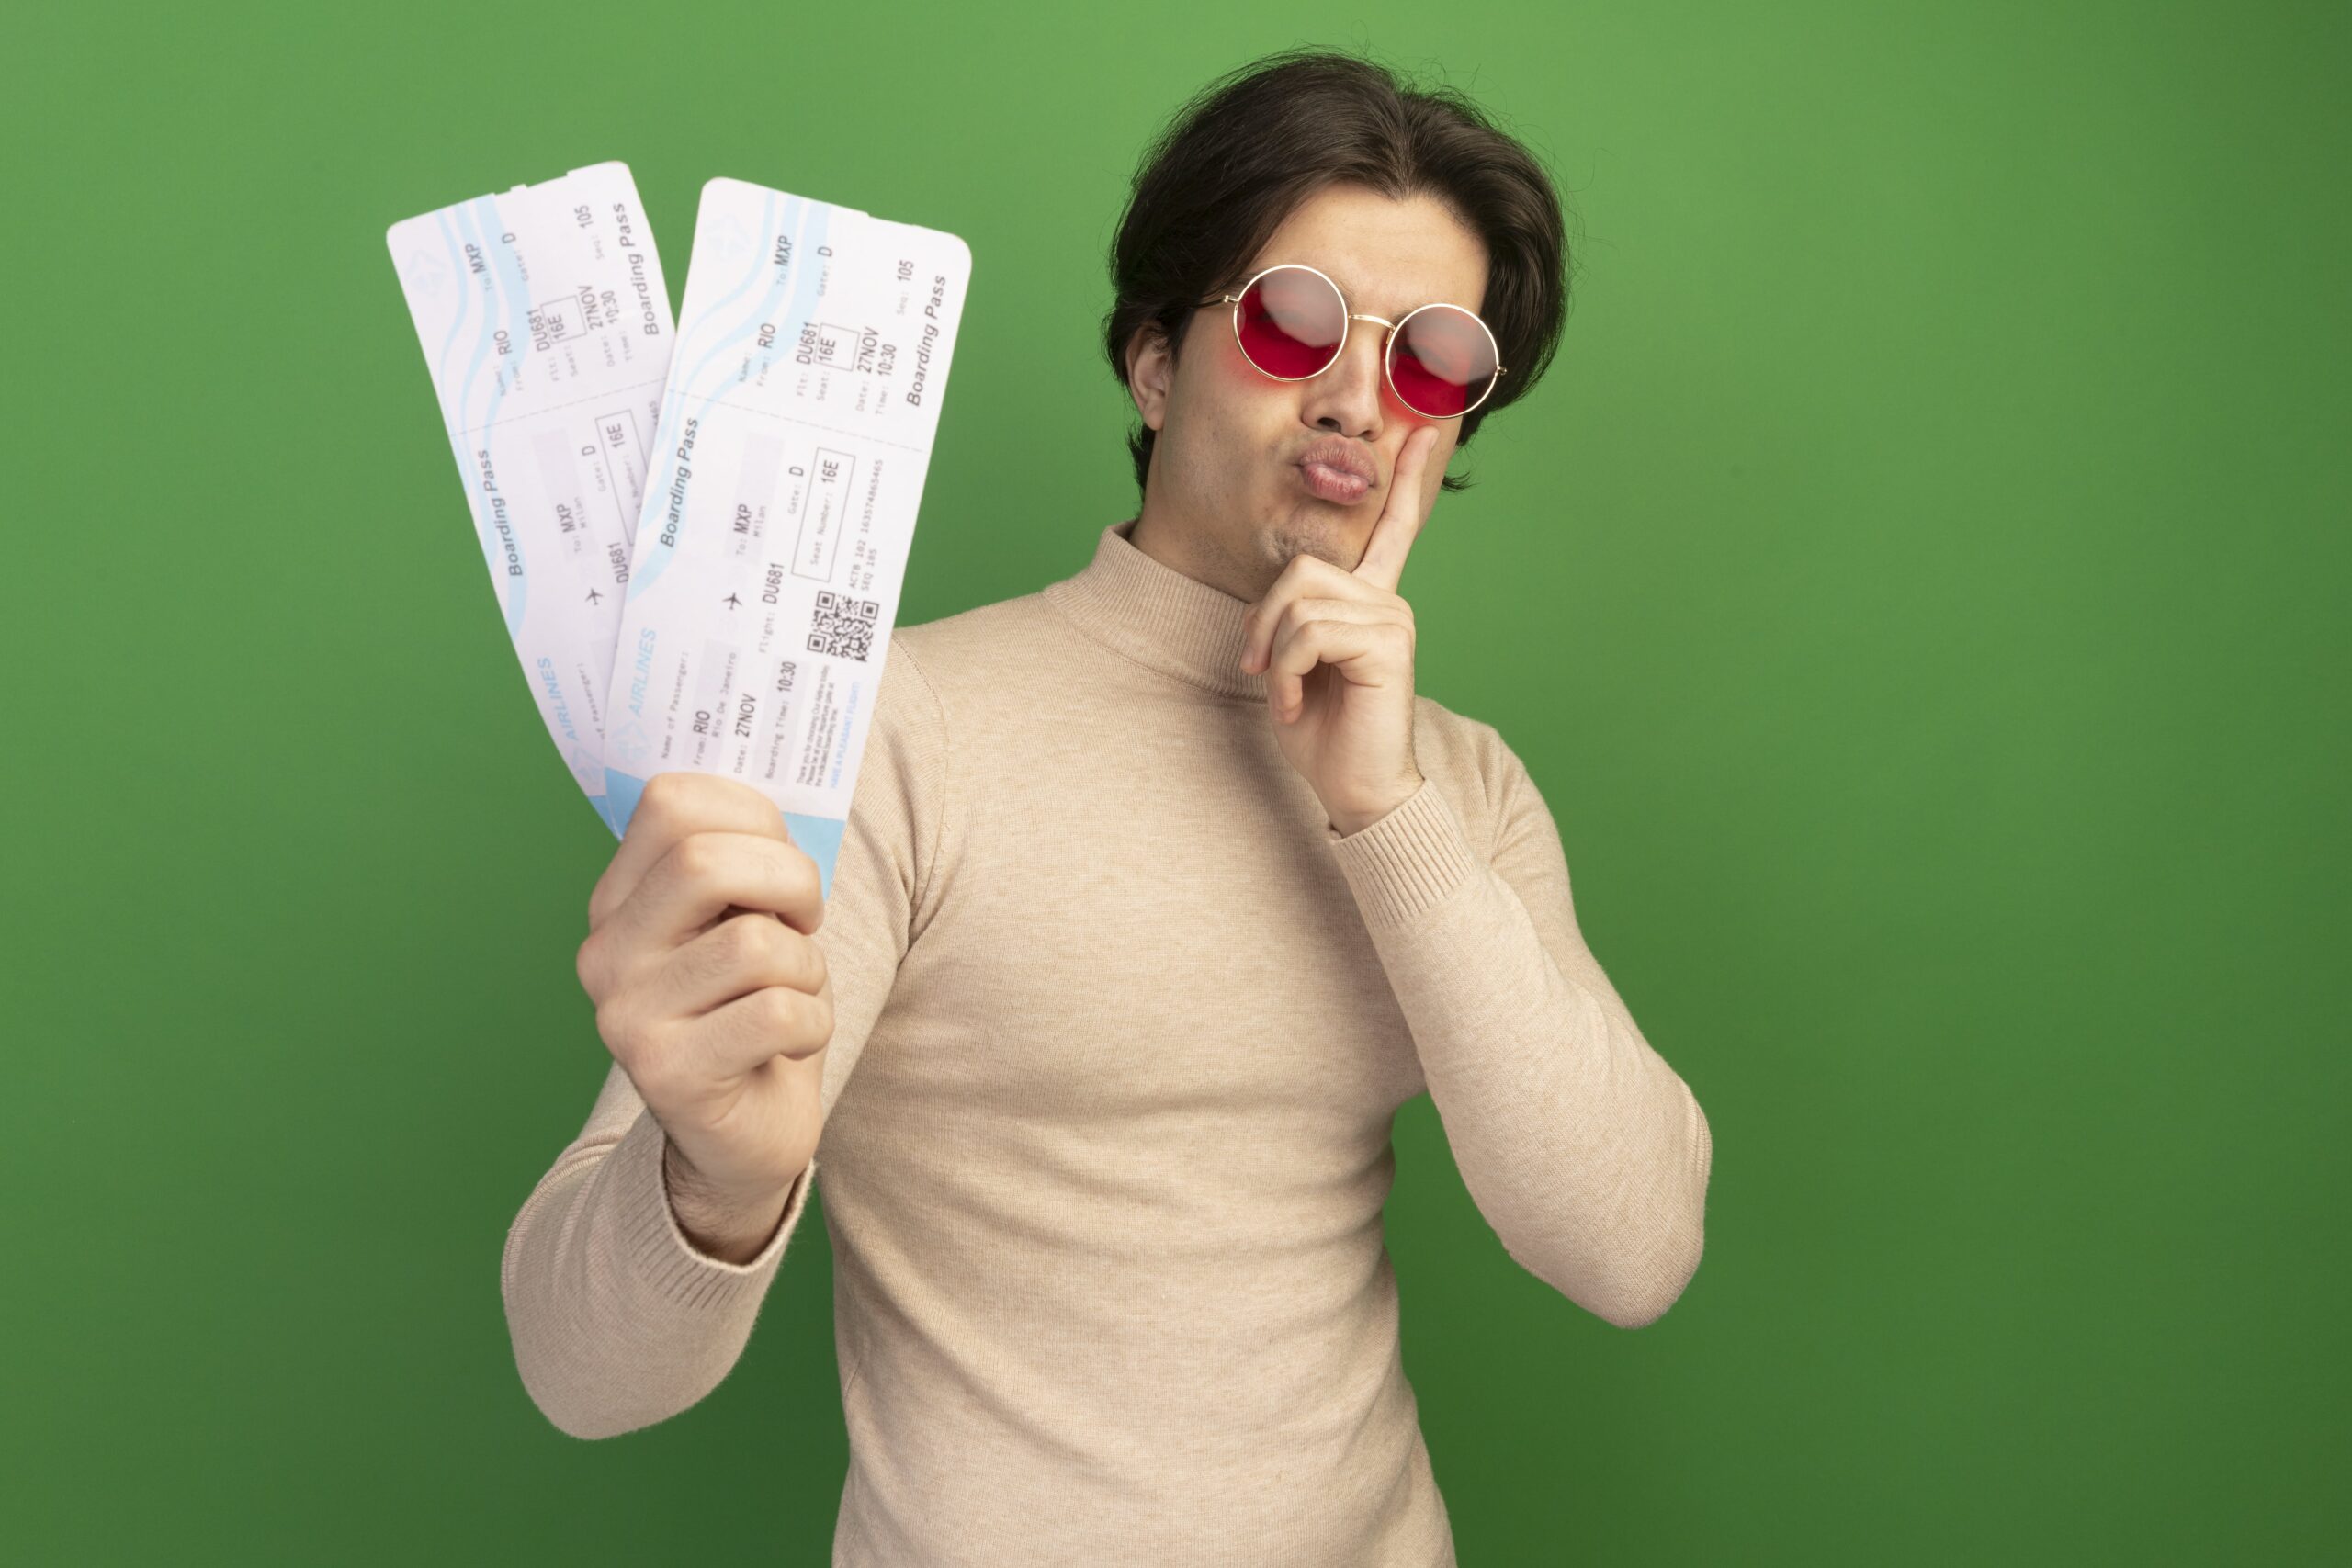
[500,517,1713,1566]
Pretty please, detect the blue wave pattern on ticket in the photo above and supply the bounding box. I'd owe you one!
[388,163,679,834]
[432,197,529,637]
[599,178,972,899]
[625,192,842,602]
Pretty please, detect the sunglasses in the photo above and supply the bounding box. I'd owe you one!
[1212,262,1507,421]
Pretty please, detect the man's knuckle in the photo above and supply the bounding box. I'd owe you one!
[759,838,817,904]
[770,929,819,998]
[640,771,695,816]
[797,989,834,1047]
[575,931,606,995]
[671,831,726,883]
[721,911,775,964]
[756,986,806,1038]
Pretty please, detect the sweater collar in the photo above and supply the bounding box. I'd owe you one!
[1045,518,1269,703]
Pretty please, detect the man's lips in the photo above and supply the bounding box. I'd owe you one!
[1295,442,1376,504]
[1298,461,1371,503]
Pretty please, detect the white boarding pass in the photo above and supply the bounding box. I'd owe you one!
[601,178,972,897]
[386,161,676,832]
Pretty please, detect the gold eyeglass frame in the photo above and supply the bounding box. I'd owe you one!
[1215,262,1507,420]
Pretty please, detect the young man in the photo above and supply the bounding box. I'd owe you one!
[507,49,1713,1567]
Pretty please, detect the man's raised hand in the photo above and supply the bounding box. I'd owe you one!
[575,772,833,1259]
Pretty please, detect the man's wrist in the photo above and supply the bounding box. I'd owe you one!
[661,1136,796,1266]
[1327,772,1427,837]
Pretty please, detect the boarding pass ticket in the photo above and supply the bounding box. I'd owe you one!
[387,162,676,832]
[600,178,972,897]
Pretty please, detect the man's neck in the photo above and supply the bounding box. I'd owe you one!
[1128,502,1258,604]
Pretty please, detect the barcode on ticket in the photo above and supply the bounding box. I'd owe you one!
[808,591,882,661]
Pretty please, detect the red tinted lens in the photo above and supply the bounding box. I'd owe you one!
[1235,267,1346,378]
[1389,305,1499,418]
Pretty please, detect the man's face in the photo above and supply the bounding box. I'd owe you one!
[1125,180,1489,593]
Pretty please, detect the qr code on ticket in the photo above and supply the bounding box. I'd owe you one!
[808,591,882,661]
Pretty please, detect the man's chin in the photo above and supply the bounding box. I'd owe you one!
[1262,509,1356,571]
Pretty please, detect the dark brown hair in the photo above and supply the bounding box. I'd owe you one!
[1104,49,1572,498]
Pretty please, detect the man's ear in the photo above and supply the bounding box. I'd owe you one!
[1125,321,1174,432]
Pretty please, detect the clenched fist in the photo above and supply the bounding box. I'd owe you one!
[573,772,833,1262]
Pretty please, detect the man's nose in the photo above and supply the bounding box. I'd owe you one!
[1302,318,1389,439]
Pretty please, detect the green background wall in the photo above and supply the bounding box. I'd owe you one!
[4,2,2343,1562]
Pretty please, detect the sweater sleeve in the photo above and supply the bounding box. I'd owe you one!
[500,634,952,1438]
[1325,726,1713,1330]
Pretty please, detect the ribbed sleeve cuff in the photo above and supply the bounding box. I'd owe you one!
[609,1106,817,1312]
[1326,775,1480,932]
